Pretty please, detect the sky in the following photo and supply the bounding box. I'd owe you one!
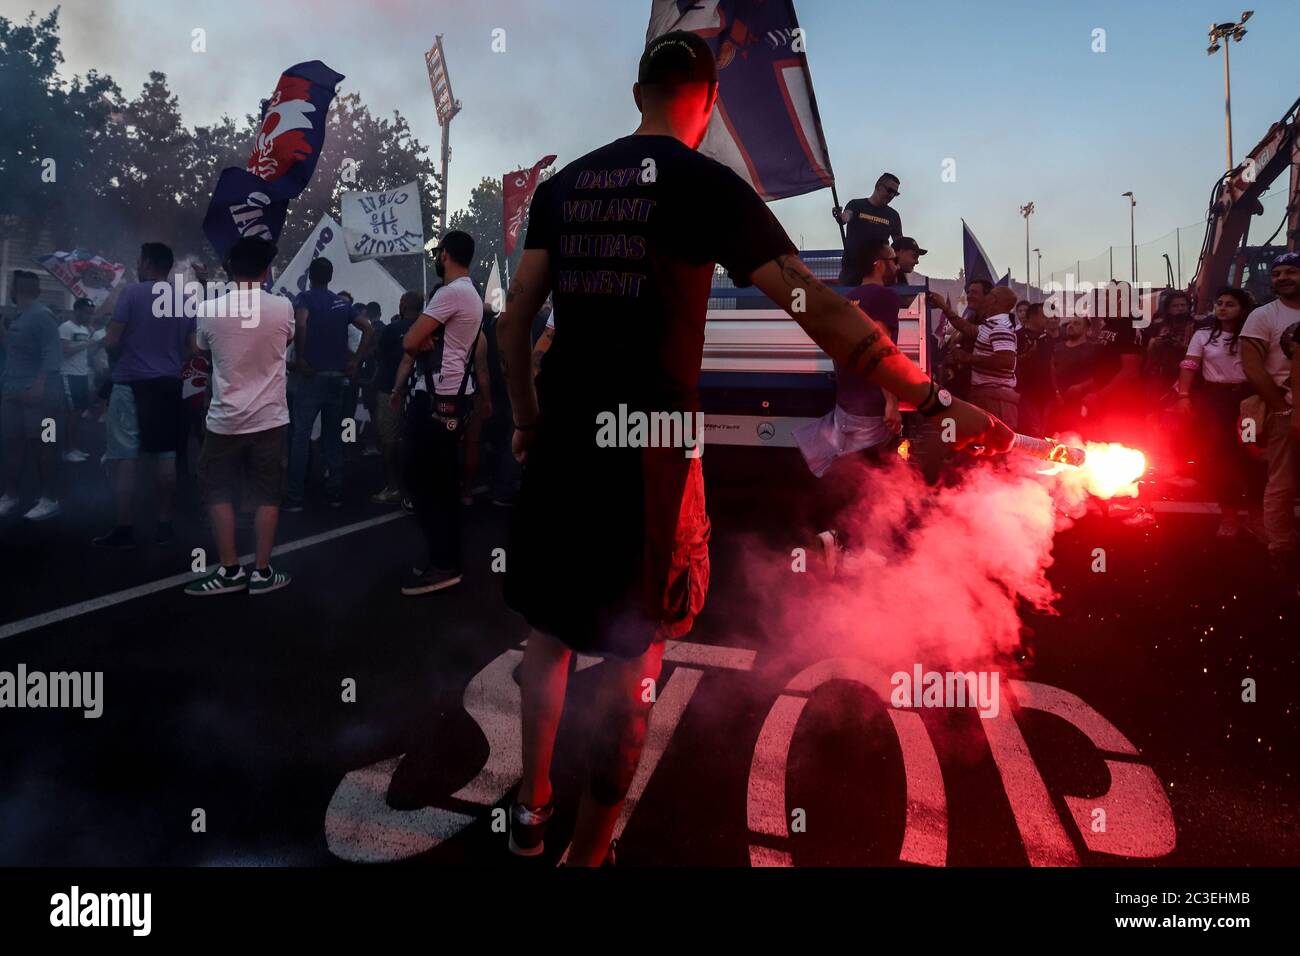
[6,0,1299,282]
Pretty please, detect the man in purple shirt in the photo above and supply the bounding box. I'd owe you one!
[93,242,195,550]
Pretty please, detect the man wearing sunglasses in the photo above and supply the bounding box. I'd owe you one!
[833,173,903,287]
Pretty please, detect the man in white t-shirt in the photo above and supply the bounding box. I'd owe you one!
[1241,252,1300,566]
[185,237,296,597]
[391,231,485,595]
[58,298,95,462]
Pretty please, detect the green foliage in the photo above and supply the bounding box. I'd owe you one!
[0,8,443,290]
[449,176,519,290]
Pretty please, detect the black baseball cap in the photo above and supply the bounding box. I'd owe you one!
[73,297,95,311]
[893,237,928,256]
[638,30,718,86]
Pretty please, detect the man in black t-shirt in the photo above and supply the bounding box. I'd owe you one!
[495,30,1011,867]
[1085,289,1145,445]
[370,291,421,504]
[1016,303,1055,436]
[834,173,903,286]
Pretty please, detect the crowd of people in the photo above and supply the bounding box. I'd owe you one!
[0,231,529,598]
[822,196,1299,567]
[0,29,1295,868]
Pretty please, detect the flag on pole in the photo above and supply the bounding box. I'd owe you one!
[646,0,834,201]
[202,61,344,259]
[483,257,503,314]
[503,155,556,256]
[962,219,1000,287]
[33,250,125,306]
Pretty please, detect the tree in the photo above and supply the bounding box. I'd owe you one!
[0,8,118,248]
[449,176,515,291]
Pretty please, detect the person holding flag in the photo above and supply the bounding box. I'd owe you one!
[833,174,903,285]
[495,30,1012,867]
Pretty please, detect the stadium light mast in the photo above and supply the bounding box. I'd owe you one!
[1020,202,1034,300]
[1207,11,1252,178]
[1122,192,1136,283]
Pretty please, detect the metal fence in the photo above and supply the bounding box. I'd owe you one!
[1044,183,1290,291]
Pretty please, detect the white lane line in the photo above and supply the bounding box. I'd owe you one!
[0,511,406,641]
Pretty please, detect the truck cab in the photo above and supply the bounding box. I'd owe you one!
[700,249,932,449]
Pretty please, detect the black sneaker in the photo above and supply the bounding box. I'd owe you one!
[154,521,176,545]
[92,526,136,550]
[400,566,463,596]
[508,800,554,857]
[327,497,344,509]
[283,500,305,513]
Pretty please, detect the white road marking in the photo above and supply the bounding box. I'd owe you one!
[558,666,704,864]
[0,512,406,641]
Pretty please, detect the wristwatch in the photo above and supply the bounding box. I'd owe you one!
[916,382,954,418]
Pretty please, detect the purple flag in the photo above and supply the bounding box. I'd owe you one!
[202,61,344,259]
[647,0,834,201]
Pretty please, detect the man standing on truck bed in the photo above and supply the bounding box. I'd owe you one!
[834,173,903,286]
[495,30,1013,867]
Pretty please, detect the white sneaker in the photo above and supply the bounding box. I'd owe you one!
[62,449,90,463]
[0,495,18,517]
[23,497,61,521]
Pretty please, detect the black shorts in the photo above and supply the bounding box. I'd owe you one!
[198,425,287,506]
[504,426,710,659]
[130,377,184,454]
[62,375,90,412]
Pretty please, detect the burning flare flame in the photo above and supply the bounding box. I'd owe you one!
[1040,441,1146,499]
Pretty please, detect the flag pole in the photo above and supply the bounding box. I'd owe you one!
[788,0,845,245]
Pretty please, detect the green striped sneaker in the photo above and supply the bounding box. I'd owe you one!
[248,566,291,596]
[185,566,247,596]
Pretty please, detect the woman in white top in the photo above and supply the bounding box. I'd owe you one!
[1176,287,1258,537]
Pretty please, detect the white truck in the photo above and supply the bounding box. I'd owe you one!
[699,250,932,449]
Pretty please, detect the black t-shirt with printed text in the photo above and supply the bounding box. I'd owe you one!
[524,133,796,420]
[839,198,902,282]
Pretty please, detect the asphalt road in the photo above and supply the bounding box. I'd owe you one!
[0,429,1296,868]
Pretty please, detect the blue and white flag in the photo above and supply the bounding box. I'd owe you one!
[961,219,1000,286]
[202,61,344,259]
[647,0,833,201]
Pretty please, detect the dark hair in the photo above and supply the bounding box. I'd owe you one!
[10,269,40,304]
[140,242,174,276]
[877,173,900,186]
[224,237,277,280]
[73,297,95,312]
[1208,286,1256,354]
[439,230,475,268]
[365,301,381,317]
[1025,302,1045,320]
[966,278,993,294]
[307,257,334,285]
[1159,290,1191,318]
[399,291,424,315]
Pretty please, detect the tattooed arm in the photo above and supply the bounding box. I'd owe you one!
[751,255,930,403]
[497,249,552,459]
[749,255,1013,453]
[531,324,555,377]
